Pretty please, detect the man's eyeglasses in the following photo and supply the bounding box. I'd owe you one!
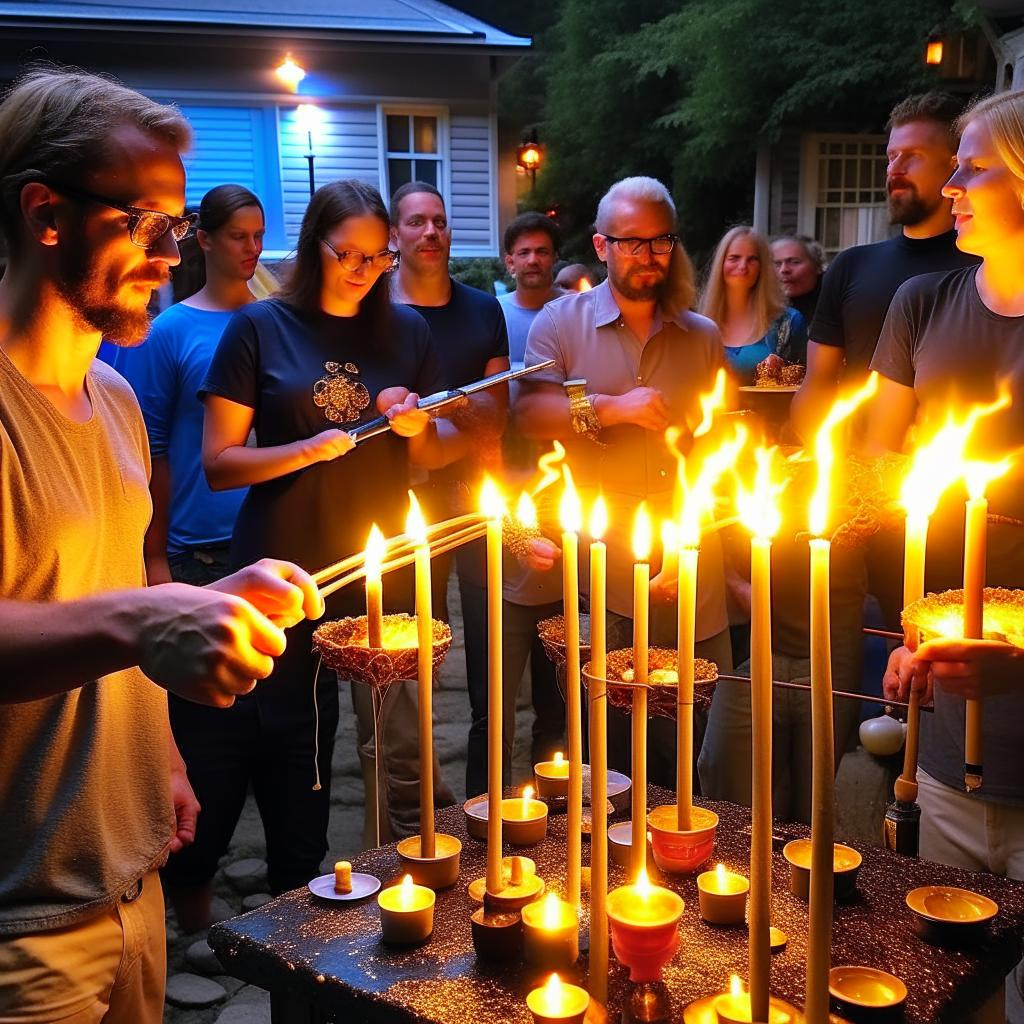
[600,233,678,257]
[42,180,196,249]
[321,239,400,273]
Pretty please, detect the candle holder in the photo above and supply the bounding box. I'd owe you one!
[905,885,998,946]
[312,614,453,687]
[535,761,632,814]
[538,612,592,668]
[828,966,907,1022]
[522,892,580,969]
[696,864,748,925]
[502,790,549,846]
[470,906,524,961]
[464,794,490,840]
[783,839,861,902]
[535,753,570,799]
[596,648,718,720]
[378,875,435,945]
[902,586,1024,646]
[396,833,462,890]
[607,877,684,983]
[607,821,655,870]
[646,804,718,874]
[681,991,804,1023]
[468,855,546,911]
[527,974,591,1024]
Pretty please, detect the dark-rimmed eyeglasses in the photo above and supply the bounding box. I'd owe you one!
[600,233,678,257]
[321,239,400,273]
[42,180,196,249]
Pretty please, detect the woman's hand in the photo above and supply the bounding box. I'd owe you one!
[520,537,560,573]
[386,391,431,438]
[913,638,1022,701]
[882,645,933,706]
[304,428,356,465]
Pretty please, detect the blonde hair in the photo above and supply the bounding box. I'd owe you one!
[594,175,696,314]
[699,225,785,340]
[958,89,1024,189]
[0,66,191,251]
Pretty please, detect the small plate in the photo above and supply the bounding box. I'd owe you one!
[829,965,907,1009]
[308,871,380,901]
[906,885,998,924]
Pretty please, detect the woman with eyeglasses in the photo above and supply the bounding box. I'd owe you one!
[196,179,457,897]
[699,225,807,385]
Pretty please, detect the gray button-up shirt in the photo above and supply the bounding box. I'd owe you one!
[520,281,728,638]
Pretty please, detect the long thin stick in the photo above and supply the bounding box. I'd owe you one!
[863,627,904,641]
[715,673,931,713]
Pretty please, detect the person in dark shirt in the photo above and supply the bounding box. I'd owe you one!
[771,234,824,329]
[389,181,510,797]
[792,92,979,442]
[196,180,464,888]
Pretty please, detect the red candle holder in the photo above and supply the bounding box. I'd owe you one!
[606,872,684,982]
[646,805,718,874]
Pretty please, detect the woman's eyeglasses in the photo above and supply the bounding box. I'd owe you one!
[321,239,400,273]
[41,179,197,249]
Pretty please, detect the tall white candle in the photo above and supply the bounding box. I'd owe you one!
[630,504,652,879]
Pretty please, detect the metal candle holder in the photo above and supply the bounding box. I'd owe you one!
[902,586,1024,646]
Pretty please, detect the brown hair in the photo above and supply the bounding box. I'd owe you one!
[886,92,964,148]
[503,211,560,254]
[699,225,785,339]
[389,180,444,224]
[0,65,191,252]
[278,178,393,343]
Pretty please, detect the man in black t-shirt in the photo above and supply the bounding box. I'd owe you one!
[389,181,511,796]
[792,92,979,443]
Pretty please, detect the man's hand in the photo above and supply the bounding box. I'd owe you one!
[385,391,431,437]
[211,558,324,630]
[167,762,200,858]
[519,537,560,573]
[882,645,933,706]
[913,638,1022,700]
[595,387,670,432]
[649,566,678,604]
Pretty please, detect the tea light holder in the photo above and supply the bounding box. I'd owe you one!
[502,786,549,846]
[522,892,580,969]
[696,863,749,925]
[828,965,907,1022]
[378,874,435,945]
[527,973,591,1024]
[607,870,684,983]
[783,838,861,902]
[682,974,803,1024]
[470,907,524,961]
[535,751,570,799]
[647,804,719,874]
[905,885,998,946]
[396,832,462,890]
[468,855,546,912]
[463,794,489,840]
[608,821,655,870]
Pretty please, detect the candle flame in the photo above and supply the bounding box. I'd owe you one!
[365,524,385,578]
[635,867,652,897]
[516,490,538,530]
[716,862,727,887]
[523,784,535,801]
[405,490,428,545]
[554,751,564,765]
[661,518,678,557]
[480,476,506,521]
[542,891,562,927]
[736,446,783,540]
[559,465,583,534]
[729,974,745,997]
[693,368,728,439]
[809,372,879,537]
[632,503,652,561]
[964,457,1013,501]
[677,423,749,548]
[589,494,608,540]
[532,441,567,497]
[545,974,563,1000]
[399,873,415,908]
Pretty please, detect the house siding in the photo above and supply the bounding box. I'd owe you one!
[449,113,495,254]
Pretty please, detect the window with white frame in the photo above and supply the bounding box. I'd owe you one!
[800,135,892,259]
[383,111,443,197]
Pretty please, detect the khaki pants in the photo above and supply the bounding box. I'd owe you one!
[0,872,165,1024]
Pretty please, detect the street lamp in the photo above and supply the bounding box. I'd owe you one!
[516,132,543,188]
[296,103,323,199]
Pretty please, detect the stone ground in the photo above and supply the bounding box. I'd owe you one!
[162,578,894,1023]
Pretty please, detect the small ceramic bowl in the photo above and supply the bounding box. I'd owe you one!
[906,885,998,946]
[783,839,862,902]
[829,965,907,1022]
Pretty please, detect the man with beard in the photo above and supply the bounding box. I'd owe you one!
[516,176,732,789]
[792,92,979,440]
[0,68,322,1020]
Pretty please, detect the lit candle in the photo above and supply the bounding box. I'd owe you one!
[500,784,548,846]
[631,503,652,878]
[406,492,435,858]
[378,874,435,945]
[805,373,878,1022]
[697,863,749,925]
[534,750,570,799]
[675,525,698,833]
[713,975,752,1024]
[364,523,385,648]
[736,447,782,1021]
[962,459,1010,792]
[560,467,584,907]
[481,478,506,894]
[526,973,590,1024]
[334,860,352,895]
[522,892,580,969]
[588,496,609,1003]
[607,867,684,983]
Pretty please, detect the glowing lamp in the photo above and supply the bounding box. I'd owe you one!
[275,55,306,91]
[926,36,943,66]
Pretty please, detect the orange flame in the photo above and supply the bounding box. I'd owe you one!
[736,447,783,540]
[405,490,428,545]
[480,477,506,520]
[364,524,386,578]
[559,466,583,533]
[516,490,538,529]
[532,441,567,497]
[693,368,728,439]
[632,503,652,561]
[676,423,748,548]
[589,494,608,540]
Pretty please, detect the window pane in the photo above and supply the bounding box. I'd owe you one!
[414,160,438,187]
[387,115,409,153]
[389,158,412,193]
[414,116,438,154]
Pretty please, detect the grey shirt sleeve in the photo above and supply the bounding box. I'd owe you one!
[868,282,917,388]
[523,305,567,385]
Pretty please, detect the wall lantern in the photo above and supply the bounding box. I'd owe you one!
[516,132,543,187]
[276,54,306,91]
[925,34,944,66]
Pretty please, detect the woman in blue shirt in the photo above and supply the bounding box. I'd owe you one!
[699,225,807,384]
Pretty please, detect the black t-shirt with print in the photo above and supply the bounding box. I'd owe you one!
[201,297,442,578]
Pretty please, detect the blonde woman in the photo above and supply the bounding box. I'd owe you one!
[700,225,807,383]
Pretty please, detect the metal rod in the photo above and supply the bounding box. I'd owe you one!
[716,673,931,713]
[863,627,904,641]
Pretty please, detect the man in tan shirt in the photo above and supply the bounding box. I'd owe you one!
[0,69,322,1022]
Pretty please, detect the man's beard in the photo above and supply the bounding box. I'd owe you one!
[56,236,154,347]
[887,183,938,227]
[612,265,667,301]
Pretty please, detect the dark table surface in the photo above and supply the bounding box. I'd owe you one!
[209,788,1024,1024]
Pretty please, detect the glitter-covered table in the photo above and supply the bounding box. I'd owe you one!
[209,788,1024,1024]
